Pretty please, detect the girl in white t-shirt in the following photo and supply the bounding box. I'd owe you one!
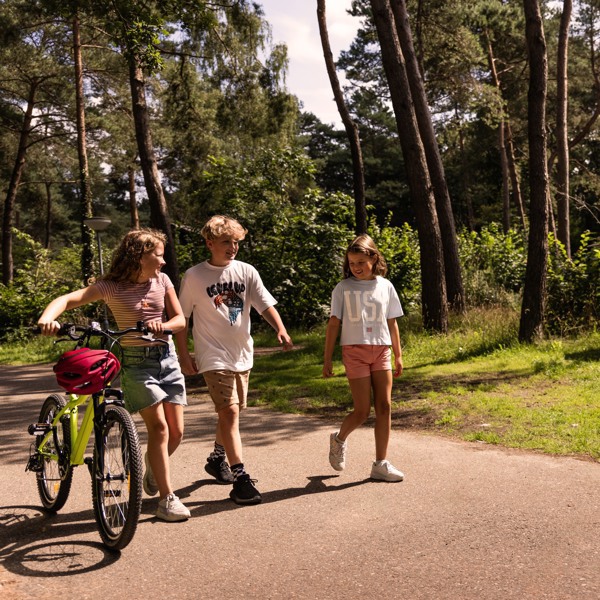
[323,234,405,482]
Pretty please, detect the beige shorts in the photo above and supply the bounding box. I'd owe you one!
[203,370,250,412]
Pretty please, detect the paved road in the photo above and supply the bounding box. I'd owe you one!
[1,363,599,600]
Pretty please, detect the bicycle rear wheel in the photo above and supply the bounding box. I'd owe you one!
[92,405,142,550]
[36,394,73,512]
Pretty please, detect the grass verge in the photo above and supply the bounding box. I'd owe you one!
[3,308,599,461]
[251,308,600,462]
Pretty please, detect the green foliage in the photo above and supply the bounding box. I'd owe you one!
[176,147,355,327]
[370,218,421,313]
[546,231,600,335]
[458,223,526,306]
[0,229,87,341]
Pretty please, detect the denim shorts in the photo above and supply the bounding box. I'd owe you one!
[120,342,187,414]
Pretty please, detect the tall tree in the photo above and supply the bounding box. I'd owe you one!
[0,5,73,284]
[390,0,465,313]
[317,0,367,235]
[519,0,550,343]
[370,0,448,332]
[72,11,94,284]
[555,0,573,257]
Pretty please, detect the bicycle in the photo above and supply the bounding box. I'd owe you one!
[25,320,169,550]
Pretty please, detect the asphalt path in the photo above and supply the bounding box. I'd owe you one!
[1,363,599,600]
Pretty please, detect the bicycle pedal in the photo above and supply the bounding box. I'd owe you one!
[84,457,94,476]
[28,423,51,436]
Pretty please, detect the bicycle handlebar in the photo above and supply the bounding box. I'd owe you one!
[34,321,173,344]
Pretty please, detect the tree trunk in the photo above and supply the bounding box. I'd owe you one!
[519,0,550,343]
[556,0,572,257]
[128,55,179,287]
[44,182,52,249]
[391,0,465,313]
[499,122,511,233]
[505,123,527,231]
[457,115,475,231]
[370,0,448,333]
[2,80,37,285]
[316,0,367,235]
[128,163,140,229]
[73,14,95,285]
[485,29,526,233]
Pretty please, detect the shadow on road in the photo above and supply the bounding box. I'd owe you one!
[176,474,372,517]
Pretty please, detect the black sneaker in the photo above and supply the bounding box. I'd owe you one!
[229,474,262,505]
[204,457,234,484]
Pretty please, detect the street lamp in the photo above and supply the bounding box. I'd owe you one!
[84,216,111,330]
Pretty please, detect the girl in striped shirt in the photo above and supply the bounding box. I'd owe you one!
[38,228,190,522]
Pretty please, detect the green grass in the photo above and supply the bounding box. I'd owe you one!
[4,308,599,461]
[250,308,600,462]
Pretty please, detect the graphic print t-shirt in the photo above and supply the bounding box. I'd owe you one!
[178,260,276,372]
[330,276,403,346]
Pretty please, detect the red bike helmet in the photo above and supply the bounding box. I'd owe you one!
[53,348,120,394]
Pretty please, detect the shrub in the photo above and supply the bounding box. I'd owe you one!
[0,230,91,341]
[546,231,599,335]
[458,224,526,307]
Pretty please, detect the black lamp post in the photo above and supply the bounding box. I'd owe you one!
[84,217,111,330]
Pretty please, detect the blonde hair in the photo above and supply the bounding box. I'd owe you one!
[343,234,388,279]
[201,215,247,241]
[103,228,167,283]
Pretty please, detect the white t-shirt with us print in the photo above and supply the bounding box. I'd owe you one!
[329,276,403,346]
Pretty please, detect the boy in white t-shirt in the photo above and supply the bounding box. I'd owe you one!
[175,215,292,505]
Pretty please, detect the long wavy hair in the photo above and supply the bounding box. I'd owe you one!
[102,228,167,283]
[342,234,388,279]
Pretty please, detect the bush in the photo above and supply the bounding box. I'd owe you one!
[546,231,600,335]
[458,224,526,307]
[370,219,421,313]
[178,148,356,328]
[0,230,92,341]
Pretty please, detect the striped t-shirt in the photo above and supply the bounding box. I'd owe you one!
[95,272,173,346]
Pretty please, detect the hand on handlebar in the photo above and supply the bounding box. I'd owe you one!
[144,319,168,335]
[37,320,61,336]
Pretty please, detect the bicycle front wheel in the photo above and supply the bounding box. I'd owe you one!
[92,405,142,550]
[36,394,73,512]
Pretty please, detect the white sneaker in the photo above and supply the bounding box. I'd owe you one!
[156,493,191,522]
[143,452,159,496]
[329,432,347,471]
[370,460,404,482]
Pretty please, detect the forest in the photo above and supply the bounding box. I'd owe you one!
[0,0,598,341]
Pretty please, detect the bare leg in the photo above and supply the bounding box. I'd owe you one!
[371,369,393,461]
[163,402,184,455]
[140,402,172,499]
[217,404,243,466]
[338,376,372,441]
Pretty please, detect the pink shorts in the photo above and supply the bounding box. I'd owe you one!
[341,345,391,380]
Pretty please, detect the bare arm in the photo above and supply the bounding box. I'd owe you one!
[37,285,103,335]
[322,316,341,378]
[150,287,186,334]
[261,305,293,349]
[388,317,403,377]
[174,318,198,375]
